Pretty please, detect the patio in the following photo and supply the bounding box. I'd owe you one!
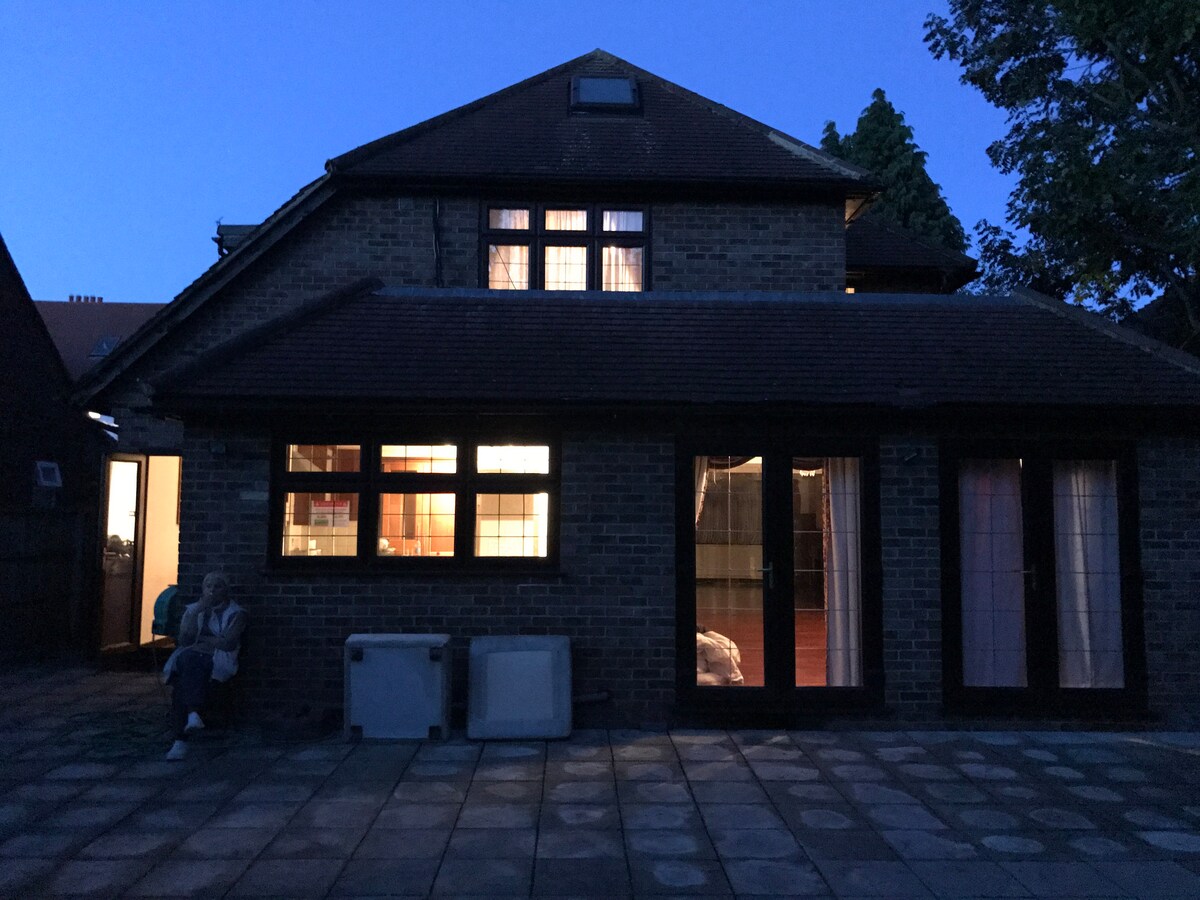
[2,666,1200,898]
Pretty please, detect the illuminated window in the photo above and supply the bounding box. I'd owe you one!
[275,438,555,566]
[482,204,646,291]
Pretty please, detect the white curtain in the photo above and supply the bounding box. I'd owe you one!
[543,245,587,290]
[544,209,587,231]
[824,457,862,687]
[602,210,644,232]
[487,244,529,289]
[959,460,1027,687]
[602,246,644,291]
[1054,460,1124,688]
[693,457,709,526]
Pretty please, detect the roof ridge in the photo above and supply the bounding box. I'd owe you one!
[1012,288,1200,378]
[327,49,875,188]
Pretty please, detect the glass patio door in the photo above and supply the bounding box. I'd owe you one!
[691,452,864,694]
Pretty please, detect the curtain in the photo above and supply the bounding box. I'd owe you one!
[602,246,644,291]
[1054,460,1124,688]
[602,210,644,232]
[488,208,529,230]
[487,244,529,289]
[693,457,709,526]
[543,245,587,290]
[544,209,587,231]
[959,460,1027,687]
[824,457,862,687]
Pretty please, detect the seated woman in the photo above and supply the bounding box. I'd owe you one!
[696,623,745,686]
[162,572,247,760]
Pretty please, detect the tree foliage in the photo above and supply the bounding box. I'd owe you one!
[822,88,968,253]
[926,0,1200,337]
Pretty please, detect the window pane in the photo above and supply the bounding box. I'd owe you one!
[1053,460,1123,688]
[286,444,360,473]
[544,246,587,290]
[378,493,455,557]
[282,492,358,556]
[544,209,587,231]
[602,210,643,232]
[488,244,529,290]
[792,457,863,688]
[476,445,550,474]
[694,456,761,687]
[602,245,644,291]
[959,459,1028,687]
[475,493,548,557]
[381,445,457,474]
[488,208,529,230]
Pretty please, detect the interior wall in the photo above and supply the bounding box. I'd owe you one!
[139,455,180,643]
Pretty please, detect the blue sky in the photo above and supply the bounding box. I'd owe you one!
[1,1,1012,303]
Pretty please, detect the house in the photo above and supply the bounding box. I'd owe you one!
[36,296,164,381]
[0,233,104,661]
[76,51,1200,726]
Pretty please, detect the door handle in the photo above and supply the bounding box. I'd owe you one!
[759,563,774,589]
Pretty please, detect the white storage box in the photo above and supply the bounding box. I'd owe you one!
[344,633,450,740]
[467,635,571,739]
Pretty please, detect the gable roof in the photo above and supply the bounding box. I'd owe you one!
[156,286,1200,416]
[328,50,876,193]
[35,300,165,381]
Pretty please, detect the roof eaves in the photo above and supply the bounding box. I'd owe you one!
[74,174,336,405]
[1012,287,1200,379]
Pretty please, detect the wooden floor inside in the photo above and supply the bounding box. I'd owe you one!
[698,608,828,687]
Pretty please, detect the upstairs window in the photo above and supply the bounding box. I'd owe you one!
[484,203,647,292]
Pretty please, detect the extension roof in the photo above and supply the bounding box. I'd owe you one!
[155,286,1200,417]
[327,50,875,192]
[846,215,976,290]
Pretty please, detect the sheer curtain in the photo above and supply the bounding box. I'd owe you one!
[602,246,644,291]
[959,460,1027,687]
[544,246,587,290]
[694,457,709,526]
[1054,460,1124,688]
[824,457,862,687]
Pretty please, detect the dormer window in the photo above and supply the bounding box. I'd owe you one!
[571,76,639,111]
[484,203,647,292]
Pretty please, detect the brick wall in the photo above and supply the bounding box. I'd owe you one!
[652,200,844,292]
[1137,437,1200,725]
[878,435,942,719]
[178,426,677,727]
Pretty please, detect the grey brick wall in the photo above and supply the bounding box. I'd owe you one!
[878,435,942,719]
[652,201,844,292]
[177,426,677,727]
[1137,437,1200,725]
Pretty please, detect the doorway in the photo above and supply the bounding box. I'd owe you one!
[99,454,180,648]
[682,445,881,714]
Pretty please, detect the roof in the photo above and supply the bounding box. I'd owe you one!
[35,300,165,381]
[846,216,976,289]
[328,50,876,193]
[156,286,1200,414]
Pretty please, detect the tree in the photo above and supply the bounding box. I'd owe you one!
[822,88,968,253]
[926,1,1200,341]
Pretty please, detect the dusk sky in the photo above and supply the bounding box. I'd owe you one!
[1,1,1013,304]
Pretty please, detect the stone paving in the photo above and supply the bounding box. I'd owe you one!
[4,666,1200,897]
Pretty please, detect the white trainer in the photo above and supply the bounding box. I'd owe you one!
[185,712,205,734]
[165,739,188,761]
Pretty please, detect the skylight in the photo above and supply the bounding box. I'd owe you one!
[89,336,120,358]
[571,76,639,111]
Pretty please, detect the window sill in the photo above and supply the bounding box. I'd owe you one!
[261,559,566,579]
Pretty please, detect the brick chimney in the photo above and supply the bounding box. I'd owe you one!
[67,295,104,303]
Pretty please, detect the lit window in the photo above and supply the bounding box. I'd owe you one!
[381,445,457,474]
[602,210,643,232]
[602,246,643,291]
[475,493,548,558]
[477,445,550,474]
[545,209,588,231]
[286,444,360,473]
[378,493,455,557]
[282,492,358,556]
[544,246,588,290]
[489,244,530,290]
[488,208,529,230]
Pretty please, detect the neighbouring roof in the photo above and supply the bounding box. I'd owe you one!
[35,300,165,381]
[327,50,876,193]
[846,216,976,290]
[156,286,1200,414]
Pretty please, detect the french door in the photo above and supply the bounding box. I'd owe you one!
[679,444,880,714]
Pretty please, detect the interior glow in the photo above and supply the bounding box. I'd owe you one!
[477,445,550,474]
[381,444,457,474]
